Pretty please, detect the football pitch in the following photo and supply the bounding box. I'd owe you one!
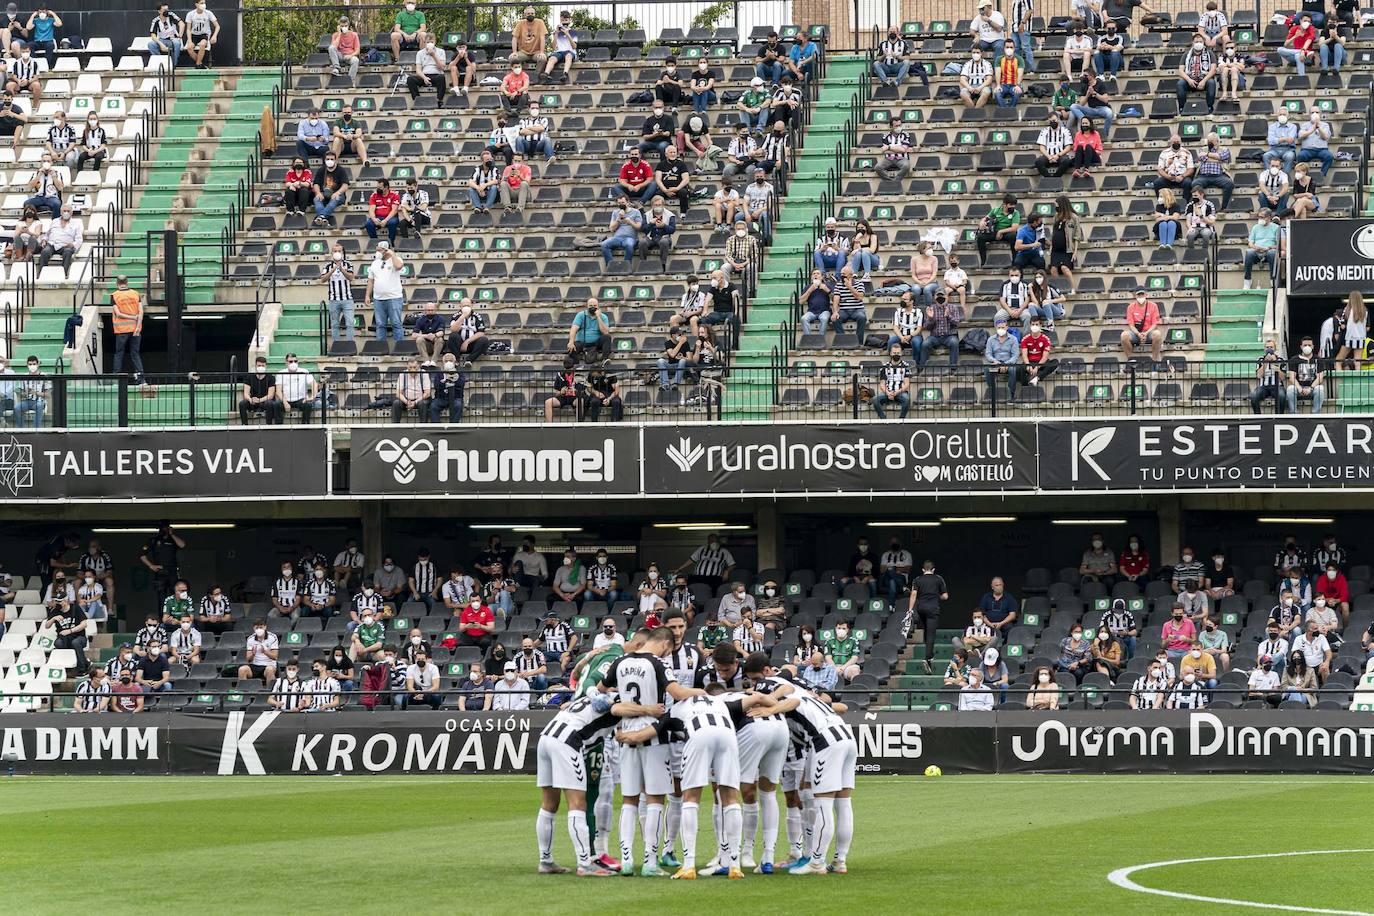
[4,775,1373,915]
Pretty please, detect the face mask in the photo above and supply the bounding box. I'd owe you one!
[597,556,608,565]
[28,364,39,374]
[1283,597,1294,607]
[698,62,708,70]
[1171,141,1181,151]
[383,563,395,572]
[1278,114,1289,125]
[254,628,266,638]
[1183,673,1196,685]
[1192,42,1204,51]
[1030,324,1042,334]
[996,327,1008,337]
[1302,345,1314,356]
[972,618,984,627]
[411,636,422,645]
[314,570,324,579]
[802,632,813,642]
[836,628,849,638]
[256,365,267,375]
[1092,539,1103,549]
[282,567,293,577]
[180,621,191,632]
[362,614,374,625]
[735,228,748,238]
[405,3,415,9]
[1038,673,1051,684]
[1315,598,1327,608]
[1072,631,1083,641]
[325,158,337,167]
[1004,46,1013,54]
[563,557,573,567]
[1173,614,1184,621]
[971,51,981,60]
[653,107,664,116]
[1182,554,1194,563]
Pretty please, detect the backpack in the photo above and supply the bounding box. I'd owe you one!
[961,327,990,353]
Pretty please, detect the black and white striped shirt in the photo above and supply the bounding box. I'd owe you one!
[759,131,788,164]
[881,359,910,393]
[1011,0,1034,32]
[150,13,182,41]
[728,135,756,160]
[168,626,201,658]
[518,114,550,137]
[325,259,355,302]
[513,647,546,675]
[894,306,924,337]
[1000,279,1029,310]
[1131,674,1169,707]
[78,550,113,575]
[12,55,40,82]
[32,170,58,197]
[76,678,111,711]
[541,622,573,654]
[836,278,867,310]
[107,655,137,681]
[306,577,335,607]
[354,591,384,616]
[1167,681,1209,709]
[304,675,341,710]
[689,544,734,578]
[770,85,800,108]
[271,675,309,711]
[272,576,301,606]
[588,561,618,590]
[661,643,703,687]
[471,162,500,186]
[77,582,103,605]
[1037,124,1072,158]
[733,622,766,653]
[83,126,108,150]
[200,595,230,618]
[1261,168,1288,196]
[961,58,992,84]
[454,311,486,342]
[881,129,912,159]
[878,37,909,64]
[412,560,437,597]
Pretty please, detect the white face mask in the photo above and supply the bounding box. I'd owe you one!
[1038,673,1051,684]
[1183,673,1196,684]
[180,622,191,631]
[1193,42,1204,51]
[254,627,266,638]
[1302,345,1313,355]
[314,570,324,579]
[362,615,374,625]
[470,599,482,608]
[504,672,516,682]
[332,250,343,261]
[411,636,422,645]
[1191,649,1202,658]
[563,557,573,566]
[282,568,293,577]
[653,108,664,117]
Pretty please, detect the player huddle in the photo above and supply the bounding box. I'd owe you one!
[534,610,858,878]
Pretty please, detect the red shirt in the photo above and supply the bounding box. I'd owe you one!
[1021,332,1051,364]
[619,160,653,186]
[1286,23,1315,51]
[1126,300,1160,334]
[459,604,494,637]
[1119,548,1150,578]
[111,683,142,712]
[285,168,312,185]
[503,71,530,95]
[370,190,400,219]
[1316,571,1349,604]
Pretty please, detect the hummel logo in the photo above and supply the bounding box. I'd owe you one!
[665,436,705,474]
[374,437,435,484]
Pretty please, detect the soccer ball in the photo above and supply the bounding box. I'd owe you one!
[924,765,942,777]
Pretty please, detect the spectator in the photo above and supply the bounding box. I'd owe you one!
[486,114,516,164]
[238,620,279,685]
[921,291,962,368]
[1153,187,1183,249]
[1263,111,1299,172]
[958,46,993,108]
[1316,561,1350,621]
[331,105,369,166]
[722,124,758,180]
[907,559,948,672]
[710,179,742,235]
[24,154,61,216]
[1114,535,1149,586]
[1068,67,1114,135]
[0,91,29,152]
[1294,618,1333,684]
[302,562,337,620]
[849,219,881,277]
[8,207,39,262]
[995,39,1023,106]
[1152,133,1195,196]
[1279,13,1317,75]
[1334,291,1367,366]
[1281,651,1319,705]
[541,10,576,84]
[831,265,868,344]
[398,177,431,237]
[310,153,349,227]
[737,77,771,133]
[799,269,833,336]
[582,367,623,423]
[1012,212,1047,270]
[598,193,646,268]
[429,355,465,423]
[701,270,738,334]
[1198,0,1230,46]
[889,290,926,362]
[1258,158,1290,216]
[654,55,688,107]
[799,650,839,695]
[365,178,401,246]
[974,194,1021,266]
[812,216,848,272]
[874,29,916,86]
[742,170,774,237]
[1026,667,1062,709]
[639,100,677,157]
[872,343,912,420]
[361,243,404,343]
[971,0,1007,52]
[517,102,553,163]
[389,357,432,422]
[723,218,761,286]
[1162,603,1197,661]
[561,297,609,363]
[995,265,1029,329]
[238,356,281,425]
[1286,336,1326,414]
[283,156,313,217]
[1121,286,1164,366]
[1036,110,1073,177]
[876,121,914,181]
[134,639,172,694]
[441,566,477,614]
[977,649,1010,705]
[983,317,1018,398]
[318,243,358,344]
[1026,269,1062,329]
[277,354,318,424]
[500,62,530,113]
[410,301,447,366]
[295,107,330,165]
[1018,319,1057,389]
[390,0,427,62]
[1078,533,1117,585]
[1297,110,1333,177]
[1289,162,1320,220]
[944,253,969,309]
[754,30,787,83]
[445,39,477,97]
[43,110,75,170]
[1190,132,1233,209]
[1242,209,1281,290]
[790,32,820,81]
[1176,37,1217,113]
[1093,20,1124,76]
[147,4,184,63]
[1184,187,1218,247]
[1198,618,1230,673]
[491,662,530,710]
[955,609,996,658]
[656,143,693,215]
[405,651,443,709]
[759,119,792,178]
[328,15,360,84]
[1179,641,1218,689]
[510,4,547,67]
[1318,18,1346,73]
[1061,20,1094,80]
[1010,0,1036,68]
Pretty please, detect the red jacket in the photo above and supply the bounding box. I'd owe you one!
[619,160,653,186]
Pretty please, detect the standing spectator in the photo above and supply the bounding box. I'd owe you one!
[1176,37,1217,113]
[1286,336,1326,414]
[874,29,915,86]
[541,10,576,84]
[907,560,949,672]
[238,620,279,686]
[1297,110,1334,177]
[277,354,318,424]
[921,291,962,368]
[1035,110,1073,177]
[147,4,184,63]
[310,153,350,226]
[365,242,405,342]
[1334,292,1366,367]
[365,178,401,246]
[500,62,530,113]
[958,47,993,108]
[328,15,359,83]
[1120,287,1164,366]
[390,0,427,61]
[1184,188,1218,247]
[1010,0,1036,69]
[15,355,48,427]
[1242,209,1281,290]
[873,343,912,420]
[331,105,369,166]
[109,274,144,379]
[974,195,1021,266]
[389,357,432,422]
[567,298,612,362]
[1192,132,1233,210]
[1278,13,1317,75]
[1047,196,1081,292]
[295,108,331,165]
[238,355,282,424]
[322,243,356,343]
[510,5,547,66]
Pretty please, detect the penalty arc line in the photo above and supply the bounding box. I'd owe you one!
[1107,849,1374,916]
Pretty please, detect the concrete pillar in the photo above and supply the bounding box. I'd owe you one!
[757,503,784,572]
[1158,497,1183,567]
[361,502,387,570]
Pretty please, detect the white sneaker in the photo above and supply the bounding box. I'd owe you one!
[741,852,757,869]
[701,856,721,872]
[1243,279,1252,290]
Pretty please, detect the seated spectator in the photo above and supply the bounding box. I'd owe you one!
[283,157,313,216]
[24,153,60,216]
[1318,18,1346,73]
[1093,20,1124,76]
[517,102,553,163]
[277,354,318,424]
[790,32,820,81]
[1179,641,1218,688]
[1119,287,1164,366]
[147,4,184,63]
[737,77,771,133]
[831,265,868,343]
[654,55,688,106]
[37,205,80,276]
[1026,269,1063,329]
[1279,13,1317,75]
[9,207,40,262]
[582,367,623,422]
[1162,603,1197,660]
[600,196,642,268]
[500,62,530,113]
[824,620,862,682]
[722,124,759,180]
[389,358,432,422]
[813,215,848,272]
[492,663,530,710]
[328,15,360,83]
[974,194,1021,267]
[874,29,916,86]
[410,301,447,366]
[641,195,677,269]
[1068,67,1114,135]
[1297,109,1333,177]
[941,252,969,309]
[1061,20,1094,80]
[1176,38,1217,114]
[1198,0,1230,47]
[1289,162,1320,220]
[541,10,576,84]
[167,613,202,670]
[329,107,369,169]
[1282,650,1320,701]
[640,101,677,158]
[1184,187,1218,247]
[544,358,581,422]
[983,318,1018,397]
[995,39,1022,106]
[1036,110,1074,177]
[959,667,995,710]
[723,218,761,285]
[977,647,1010,704]
[995,265,1029,329]
[1018,319,1057,389]
[873,343,911,420]
[889,290,926,360]
[1199,618,1230,672]
[691,324,720,372]
[1012,213,1047,270]
[1263,111,1299,172]
[238,620,279,685]
[238,356,281,425]
[710,179,742,233]
[701,270,738,334]
[295,107,330,165]
[799,269,834,335]
[1152,134,1195,197]
[500,152,533,213]
[0,91,28,152]
[615,148,656,205]
[1026,667,1062,709]
[955,609,996,658]
[1079,533,1117,584]
[1067,113,1102,179]
[486,114,516,165]
[399,177,431,236]
[754,31,787,83]
[1215,41,1245,101]
[1315,560,1349,622]
[848,219,880,277]
[757,119,790,175]
[743,170,774,237]
[44,110,75,170]
[876,122,914,181]
[1258,159,1290,216]
[365,178,401,246]
[390,0,427,60]
[405,651,443,709]
[971,0,1006,52]
[958,47,993,108]
[1153,187,1183,249]
[1190,132,1233,210]
[1286,336,1326,414]
[568,298,611,363]
[921,291,962,368]
[310,154,349,226]
[1242,209,1281,290]
[466,149,500,213]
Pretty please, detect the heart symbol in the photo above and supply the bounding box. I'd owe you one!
[920,465,941,483]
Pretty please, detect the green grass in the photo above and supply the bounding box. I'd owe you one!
[4,775,1374,913]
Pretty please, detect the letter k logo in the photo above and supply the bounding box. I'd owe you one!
[1071,427,1116,482]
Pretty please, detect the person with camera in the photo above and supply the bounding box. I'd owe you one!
[0,89,28,150]
[541,10,577,84]
[500,152,533,213]
[567,298,612,362]
[24,152,61,216]
[599,194,642,268]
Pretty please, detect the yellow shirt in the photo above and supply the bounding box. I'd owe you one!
[1179,651,1216,680]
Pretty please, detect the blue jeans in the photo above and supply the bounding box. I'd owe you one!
[984,365,1017,397]
[520,135,554,159]
[328,299,356,342]
[873,390,909,419]
[835,307,867,342]
[614,183,657,205]
[1297,147,1334,176]
[1069,103,1114,135]
[1277,47,1310,75]
[314,192,343,219]
[1157,219,1179,246]
[23,194,60,215]
[1263,147,1296,171]
[601,236,635,265]
[17,396,44,427]
[365,215,400,245]
[148,37,184,60]
[658,357,687,387]
[429,394,464,422]
[1028,301,1064,324]
[922,333,959,367]
[84,600,107,621]
[848,250,879,273]
[879,571,907,605]
[800,311,830,334]
[995,84,1020,107]
[1013,31,1035,70]
[372,297,404,341]
[1320,42,1346,70]
[1093,49,1122,76]
[692,89,717,112]
[755,61,784,84]
[738,107,770,132]
[813,251,844,272]
[873,59,910,84]
[467,186,498,209]
[888,335,922,361]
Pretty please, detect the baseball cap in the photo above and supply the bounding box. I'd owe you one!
[825,215,837,225]
[983,647,999,664]
[750,76,763,86]
[994,316,1008,326]
[503,661,517,672]
[376,240,390,250]
[1135,285,1147,293]
[978,0,993,7]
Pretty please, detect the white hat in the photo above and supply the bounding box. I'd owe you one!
[983,647,999,663]
[503,661,517,672]
[825,215,837,225]
[750,76,763,86]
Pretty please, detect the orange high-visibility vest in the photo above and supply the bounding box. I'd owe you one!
[111,288,142,335]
